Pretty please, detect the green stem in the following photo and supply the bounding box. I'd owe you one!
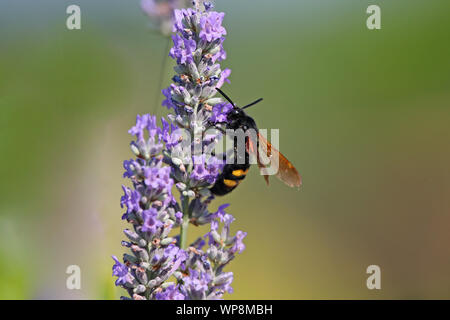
[179,196,190,249]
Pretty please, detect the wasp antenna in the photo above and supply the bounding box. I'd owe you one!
[215,87,236,108]
[242,98,263,109]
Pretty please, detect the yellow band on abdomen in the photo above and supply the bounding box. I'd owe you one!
[223,179,238,187]
[232,169,248,177]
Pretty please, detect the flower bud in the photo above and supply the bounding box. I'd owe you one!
[204,97,222,106]
[160,237,176,246]
[176,182,187,191]
[124,229,142,243]
[172,157,183,166]
[133,284,147,294]
[130,143,140,156]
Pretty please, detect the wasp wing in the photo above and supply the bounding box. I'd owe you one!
[253,132,302,188]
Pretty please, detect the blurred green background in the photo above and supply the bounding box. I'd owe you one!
[1,0,450,299]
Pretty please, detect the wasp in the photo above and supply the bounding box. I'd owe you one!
[210,88,302,196]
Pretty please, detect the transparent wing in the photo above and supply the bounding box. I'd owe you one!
[255,132,302,188]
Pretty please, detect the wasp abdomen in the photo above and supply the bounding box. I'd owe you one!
[210,164,250,196]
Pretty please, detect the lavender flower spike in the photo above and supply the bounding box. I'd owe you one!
[113,0,246,300]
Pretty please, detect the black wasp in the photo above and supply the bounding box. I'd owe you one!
[210,88,301,196]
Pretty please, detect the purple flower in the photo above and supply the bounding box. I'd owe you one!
[120,186,141,220]
[128,114,158,141]
[203,2,213,11]
[143,163,173,195]
[212,271,234,295]
[161,117,181,149]
[162,244,180,262]
[182,269,211,299]
[204,204,246,262]
[174,211,183,225]
[162,87,176,110]
[128,114,164,159]
[169,34,196,64]
[212,41,227,63]
[205,156,225,182]
[173,8,196,34]
[231,231,247,254]
[216,203,230,217]
[216,205,234,230]
[221,212,235,227]
[190,155,208,179]
[112,256,133,286]
[206,204,231,245]
[210,219,218,233]
[123,159,141,179]
[216,68,231,87]
[190,154,224,185]
[189,197,219,226]
[199,11,226,42]
[210,102,233,123]
[172,248,189,270]
[155,284,185,300]
[142,208,162,234]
